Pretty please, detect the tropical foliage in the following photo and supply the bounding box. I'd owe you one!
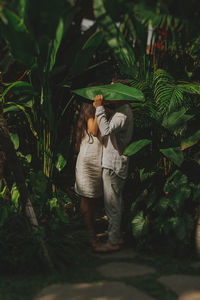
[0,0,200,271]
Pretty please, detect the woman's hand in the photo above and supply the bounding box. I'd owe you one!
[93,94,104,108]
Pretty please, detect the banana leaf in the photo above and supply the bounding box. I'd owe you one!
[0,81,35,102]
[124,139,151,156]
[68,31,103,77]
[1,9,37,68]
[72,83,144,102]
[48,18,64,72]
[93,0,135,75]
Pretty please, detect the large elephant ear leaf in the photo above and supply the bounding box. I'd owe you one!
[73,83,144,102]
[160,147,184,167]
[1,8,37,68]
[181,130,200,150]
[93,0,135,75]
[162,107,194,136]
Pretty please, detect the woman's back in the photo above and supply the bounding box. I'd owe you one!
[75,133,103,198]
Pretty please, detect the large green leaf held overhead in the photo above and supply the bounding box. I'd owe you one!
[72,83,144,102]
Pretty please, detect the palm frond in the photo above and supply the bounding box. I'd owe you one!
[134,101,160,130]
[154,69,184,113]
[186,36,200,67]
[129,78,152,100]
[178,82,200,95]
[134,3,183,31]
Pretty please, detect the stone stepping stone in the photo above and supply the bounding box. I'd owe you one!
[97,262,155,278]
[94,248,136,259]
[35,281,155,300]
[158,275,200,300]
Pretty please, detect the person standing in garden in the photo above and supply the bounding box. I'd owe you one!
[93,82,134,252]
[75,102,103,248]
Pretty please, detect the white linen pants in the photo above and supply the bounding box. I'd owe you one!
[102,168,125,245]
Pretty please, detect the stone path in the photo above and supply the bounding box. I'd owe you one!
[97,262,155,278]
[34,247,200,300]
[35,282,155,300]
[159,275,200,300]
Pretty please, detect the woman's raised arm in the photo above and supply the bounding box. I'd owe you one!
[87,116,99,136]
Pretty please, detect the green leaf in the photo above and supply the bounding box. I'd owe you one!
[2,9,37,68]
[26,0,75,72]
[164,170,191,210]
[0,81,34,102]
[11,183,20,207]
[0,203,9,227]
[69,31,103,77]
[171,188,191,211]
[49,197,58,210]
[154,69,184,113]
[160,147,184,167]
[5,102,38,139]
[10,132,19,150]
[131,211,146,239]
[157,197,170,213]
[162,107,193,135]
[26,0,65,40]
[55,153,67,172]
[169,216,179,229]
[93,0,135,75]
[131,189,148,213]
[124,139,151,156]
[0,186,8,199]
[171,214,194,242]
[73,83,144,102]
[181,130,200,150]
[139,168,155,182]
[3,105,21,113]
[164,170,188,192]
[49,18,64,72]
[17,0,27,20]
[25,154,32,163]
[178,82,200,95]
[192,184,200,203]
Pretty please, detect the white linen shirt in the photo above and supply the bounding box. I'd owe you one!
[95,104,133,179]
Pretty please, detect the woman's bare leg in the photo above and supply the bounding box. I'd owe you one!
[80,197,96,244]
